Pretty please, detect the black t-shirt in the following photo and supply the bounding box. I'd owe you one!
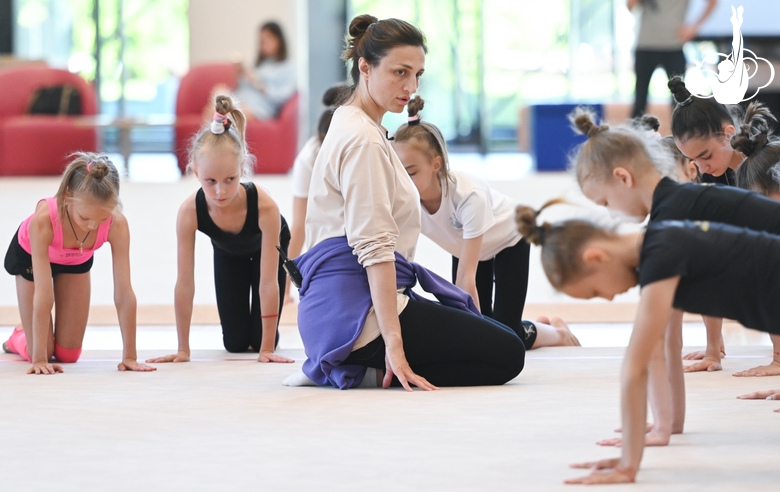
[650,177,780,233]
[196,182,263,256]
[700,168,736,186]
[639,220,780,334]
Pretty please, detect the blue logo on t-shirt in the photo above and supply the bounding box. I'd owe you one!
[449,213,462,229]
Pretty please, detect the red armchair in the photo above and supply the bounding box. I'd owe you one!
[0,67,98,176]
[174,62,298,175]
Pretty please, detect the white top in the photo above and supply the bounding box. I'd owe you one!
[291,136,320,198]
[305,105,421,351]
[306,105,421,266]
[421,171,522,261]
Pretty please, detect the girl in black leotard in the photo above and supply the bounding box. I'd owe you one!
[516,207,780,485]
[147,95,292,364]
[568,105,780,447]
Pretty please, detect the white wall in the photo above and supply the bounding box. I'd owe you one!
[188,0,298,67]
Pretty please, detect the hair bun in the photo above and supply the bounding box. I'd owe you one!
[322,85,346,106]
[89,160,110,180]
[570,107,607,138]
[407,96,425,119]
[348,14,378,40]
[214,95,235,131]
[667,76,692,104]
[516,205,542,245]
[640,115,660,132]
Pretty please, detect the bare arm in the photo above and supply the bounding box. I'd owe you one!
[109,213,154,372]
[679,0,718,42]
[147,197,197,363]
[27,205,58,374]
[454,236,483,311]
[256,188,292,363]
[365,261,437,391]
[568,277,678,484]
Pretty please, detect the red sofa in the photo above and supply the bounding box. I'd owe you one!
[174,63,298,175]
[0,67,98,176]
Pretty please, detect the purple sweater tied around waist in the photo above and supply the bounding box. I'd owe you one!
[295,236,481,389]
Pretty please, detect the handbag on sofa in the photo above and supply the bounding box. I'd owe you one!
[26,84,82,115]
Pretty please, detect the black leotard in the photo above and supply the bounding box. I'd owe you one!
[639,220,780,335]
[196,182,263,255]
[650,177,780,232]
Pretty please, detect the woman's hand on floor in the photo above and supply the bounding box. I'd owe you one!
[257,351,294,363]
[146,352,190,363]
[118,359,157,372]
[27,361,63,375]
[565,458,635,484]
[383,344,438,391]
[733,360,780,377]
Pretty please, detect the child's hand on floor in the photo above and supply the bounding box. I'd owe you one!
[733,360,780,377]
[118,359,157,372]
[257,351,294,363]
[565,458,635,484]
[684,355,722,373]
[597,427,670,447]
[27,362,63,375]
[737,388,780,412]
[146,352,191,363]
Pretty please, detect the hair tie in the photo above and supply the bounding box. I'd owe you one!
[87,160,93,172]
[678,95,694,107]
[408,114,421,126]
[211,112,229,134]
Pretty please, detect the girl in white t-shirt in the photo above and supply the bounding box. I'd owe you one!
[392,97,579,349]
[285,85,343,304]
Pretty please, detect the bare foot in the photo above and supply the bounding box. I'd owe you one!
[684,349,726,360]
[545,316,581,347]
[614,423,653,433]
[2,341,11,353]
[733,360,780,377]
[597,428,670,447]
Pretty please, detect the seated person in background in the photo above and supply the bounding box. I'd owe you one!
[233,21,296,120]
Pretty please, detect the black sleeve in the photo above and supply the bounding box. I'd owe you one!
[638,223,689,288]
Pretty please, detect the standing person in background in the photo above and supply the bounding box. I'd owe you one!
[630,0,717,119]
[284,85,344,305]
[233,21,296,120]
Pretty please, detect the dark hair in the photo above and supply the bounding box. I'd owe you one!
[734,102,780,195]
[569,107,676,183]
[188,94,254,176]
[668,76,741,142]
[341,14,427,100]
[392,96,452,195]
[515,198,612,289]
[256,21,287,65]
[56,152,121,219]
[316,85,346,143]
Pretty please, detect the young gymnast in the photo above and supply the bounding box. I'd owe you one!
[391,96,579,348]
[515,206,780,484]
[2,153,155,375]
[570,106,780,446]
[735,111,780,200]
[284,15,525,390]
[285,85,343,304]
[668,76,744,185]
[147,95,292,364]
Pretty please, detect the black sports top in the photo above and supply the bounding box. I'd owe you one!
[639,220,780,335]
[650,177,780,232]
[196,182,263,256]
[700,168,735,186]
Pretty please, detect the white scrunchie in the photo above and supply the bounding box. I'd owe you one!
[211,112,229,134]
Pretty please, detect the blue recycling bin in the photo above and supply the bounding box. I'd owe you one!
[530,103,603,172]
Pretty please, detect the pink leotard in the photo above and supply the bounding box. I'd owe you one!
[16,197,112,265]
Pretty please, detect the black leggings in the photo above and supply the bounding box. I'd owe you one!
[631,48,687,118]
[452,240,530,336]
[212,231,290,353]
[343,299,526,387]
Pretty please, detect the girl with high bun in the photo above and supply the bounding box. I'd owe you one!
[667,76,745,184]
[392,96,579,349]
[285,15,525,390]
[147,95,292,364]
[734,104,780,200]
[3,152,155,375]
[514,204,780,484]
[569,105,780,446]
